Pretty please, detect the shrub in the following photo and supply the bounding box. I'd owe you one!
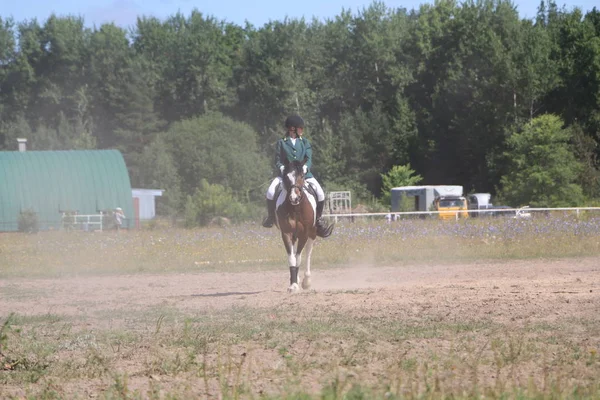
[184,179,249,227]
[18,209,39,233]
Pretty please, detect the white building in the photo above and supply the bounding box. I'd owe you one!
[132,189,164,220]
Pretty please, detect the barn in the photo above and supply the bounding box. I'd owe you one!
[0,149,134,232]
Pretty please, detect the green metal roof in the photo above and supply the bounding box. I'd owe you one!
[0,150,133,231]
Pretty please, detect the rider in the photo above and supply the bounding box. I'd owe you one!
[262,115,331,237]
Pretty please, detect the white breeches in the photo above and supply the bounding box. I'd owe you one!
[266,176,325,202]
[306,177,325,201]
[266,177,283,200]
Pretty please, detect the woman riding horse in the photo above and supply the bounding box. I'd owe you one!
[262,115,333,238]
[278,158,319,291]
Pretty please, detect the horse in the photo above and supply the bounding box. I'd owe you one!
[275,158,318,293]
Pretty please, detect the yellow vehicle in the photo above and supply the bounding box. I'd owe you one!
[434,196,469,220]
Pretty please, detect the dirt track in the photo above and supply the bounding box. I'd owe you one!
[2,257,599,328]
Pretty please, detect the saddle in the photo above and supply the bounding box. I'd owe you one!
[275,181,317,202]
[275,182,333,238]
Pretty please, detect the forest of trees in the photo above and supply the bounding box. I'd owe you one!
[1,0,599,223]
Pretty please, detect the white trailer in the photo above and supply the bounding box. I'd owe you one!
[391,185,463,212]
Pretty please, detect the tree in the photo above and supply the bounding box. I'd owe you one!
[183,179,247,226]
[32,15,91,129]
[380,164,423,206]
[233,19,313,145]
[167,112,269,201]
[0,115,32,150]
[0,19,43,144]
[135,12,242,122]
[135,135,183,217]
[544,8,600,167]
[0,17,16,141]
[89,23,159,150]
[499,114,584,207]
[571,122,600,198]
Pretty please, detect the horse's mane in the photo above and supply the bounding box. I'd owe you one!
[284,160,305,175]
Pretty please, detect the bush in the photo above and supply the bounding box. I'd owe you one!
[18,209,39,233]
[100,210,116,230]
[184,179,251,227]
[380,164,423,207]
[142,217,174,230]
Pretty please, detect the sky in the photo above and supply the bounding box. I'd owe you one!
[1,0,597,29]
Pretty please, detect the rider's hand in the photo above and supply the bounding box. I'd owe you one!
[302,165,308,174]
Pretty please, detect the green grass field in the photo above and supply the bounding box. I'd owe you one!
[2,215,600,278]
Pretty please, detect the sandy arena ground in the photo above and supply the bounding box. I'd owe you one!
[2,257,599,320]
[1,257,599,397]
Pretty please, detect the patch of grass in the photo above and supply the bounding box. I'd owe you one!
[1,304,599,399]
[9,313,63,325]
[2,217,600,278]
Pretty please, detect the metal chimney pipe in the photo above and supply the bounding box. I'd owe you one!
[17,138,27,152]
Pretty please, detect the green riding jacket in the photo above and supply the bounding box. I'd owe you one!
[275,136,314,179]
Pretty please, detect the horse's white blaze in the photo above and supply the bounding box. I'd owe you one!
[286,171,296,185]
[287,171,302,204]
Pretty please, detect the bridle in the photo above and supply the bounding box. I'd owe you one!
[289,183,305,206]
[285,166,306,206]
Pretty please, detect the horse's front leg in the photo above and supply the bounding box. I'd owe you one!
[295,235,314,290]
[282,233,299,293]
[301,237,314,290]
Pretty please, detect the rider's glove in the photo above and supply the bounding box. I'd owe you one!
[302,165,308,174]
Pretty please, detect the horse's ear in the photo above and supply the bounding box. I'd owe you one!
[302,155,309,165]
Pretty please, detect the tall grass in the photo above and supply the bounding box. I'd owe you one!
[1,215,600,278]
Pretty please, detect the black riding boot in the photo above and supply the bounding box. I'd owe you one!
[262,199,277,228]
[315,200,334,238]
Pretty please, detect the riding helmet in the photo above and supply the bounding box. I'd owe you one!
[285,115,305,129]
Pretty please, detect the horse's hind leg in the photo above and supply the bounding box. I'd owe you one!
[302,238,314,290]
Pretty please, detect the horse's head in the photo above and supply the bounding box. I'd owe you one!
[282,157,307,206]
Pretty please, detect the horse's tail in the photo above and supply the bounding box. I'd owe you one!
[318,221,335,238]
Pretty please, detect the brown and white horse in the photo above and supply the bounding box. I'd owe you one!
[275,159,317,293]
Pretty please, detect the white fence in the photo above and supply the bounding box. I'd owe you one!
[324,206,600,222]
[61,214,104,231]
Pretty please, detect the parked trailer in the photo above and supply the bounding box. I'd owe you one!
[391,185,463,213]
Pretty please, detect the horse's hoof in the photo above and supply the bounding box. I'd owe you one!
[302,276,311,290]
[287,283,300,293]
